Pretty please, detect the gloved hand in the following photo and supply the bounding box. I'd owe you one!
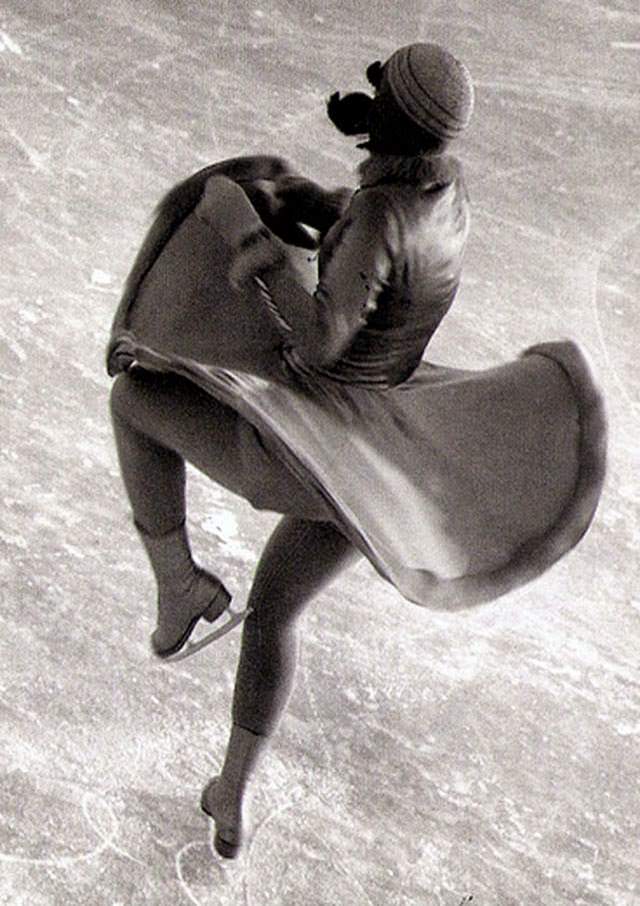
[228,227,288,290]
[244,179,319,250]
[274,177,352,238]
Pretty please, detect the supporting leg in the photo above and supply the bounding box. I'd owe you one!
[202,516,359,857]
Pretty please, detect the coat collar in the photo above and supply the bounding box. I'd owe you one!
[357,152,462,190]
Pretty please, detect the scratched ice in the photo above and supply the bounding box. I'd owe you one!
[0,0,639,904]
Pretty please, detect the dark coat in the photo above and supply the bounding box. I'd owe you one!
[246,152,471,385]
[107,155,350,378]
[109,154,606,610]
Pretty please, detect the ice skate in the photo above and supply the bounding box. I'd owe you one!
[136,521,245,660]
[200,776,243,859]
[161,602,251,663]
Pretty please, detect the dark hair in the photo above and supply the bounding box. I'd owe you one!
[327,86,447,157]
[326,91,373,136]
[364,88,447,156]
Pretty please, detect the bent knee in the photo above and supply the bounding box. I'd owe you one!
[109,373,133,423]
[109,371,154,425]
[109,369,174,423]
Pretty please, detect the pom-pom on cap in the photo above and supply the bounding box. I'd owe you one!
[384,43,474,139]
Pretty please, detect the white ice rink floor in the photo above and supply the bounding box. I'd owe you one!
[1,2,639,904]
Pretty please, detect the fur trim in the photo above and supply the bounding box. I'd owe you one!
[357,152,461,189]
[391,340,608,610]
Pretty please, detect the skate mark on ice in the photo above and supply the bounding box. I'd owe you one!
[247,791,376,906]
[245,789,303,902]
[81,793,146,866]
[5,126,50,173]
[0,789,143,868]
[176,842,207,906]
[175,839,239,905]
[0,29,23,55]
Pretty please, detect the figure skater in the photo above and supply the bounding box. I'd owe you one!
[108,43,606,858]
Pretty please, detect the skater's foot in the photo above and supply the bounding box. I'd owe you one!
[200,776,243,859]
[151,567,231,659]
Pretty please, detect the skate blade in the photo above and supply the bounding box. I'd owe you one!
[162,607,252,663]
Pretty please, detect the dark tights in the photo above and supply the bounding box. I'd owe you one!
[233,516,354,733]
[110,371,358,735]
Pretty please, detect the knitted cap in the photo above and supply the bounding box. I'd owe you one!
[384,43,474,139]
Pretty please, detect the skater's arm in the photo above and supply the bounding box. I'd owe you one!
[230,188,394,368]
[241,176,352,249]
[271,176,353,238]
[106,156,331,376]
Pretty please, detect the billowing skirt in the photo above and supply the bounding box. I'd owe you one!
[128,338,606,609]
[114,176,607,610]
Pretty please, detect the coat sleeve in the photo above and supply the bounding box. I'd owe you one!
[231,188,396,368]
[106,156,344,375]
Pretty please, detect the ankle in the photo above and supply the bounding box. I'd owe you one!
[156,561,200,600]
[202,776,243,826]
[136,519,199,587]
[218,774,245,808]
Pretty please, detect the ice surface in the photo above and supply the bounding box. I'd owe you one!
[1,1,639,904]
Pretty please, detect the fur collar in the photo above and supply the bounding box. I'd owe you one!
[357,152,461,190]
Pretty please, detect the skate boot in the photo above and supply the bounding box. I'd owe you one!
[200,776,243,859]
[136,521,232,659]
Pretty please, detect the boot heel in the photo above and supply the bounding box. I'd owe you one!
[203,585,232,622]
[214,832,240,860]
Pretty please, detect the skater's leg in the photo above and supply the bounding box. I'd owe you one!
[109,372,251,656]
[110,371,251,534]
[233,517,357,735]
[202,516,359,857]
[109,371,334,656]
[110,370,332,525]
[134,522,232,657]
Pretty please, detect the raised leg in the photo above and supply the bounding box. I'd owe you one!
[109,370,251,532]
[109,370,336,656]
[135,521,231,658]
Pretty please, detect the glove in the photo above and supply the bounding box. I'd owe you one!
[243,179,319,249]
[274,177,352,237]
